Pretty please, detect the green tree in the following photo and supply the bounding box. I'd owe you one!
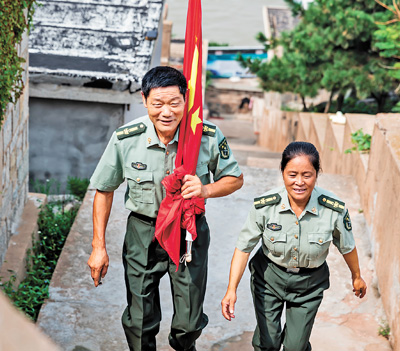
[239,33,321,111]
[240,0,398,112]
[373,0,400,111]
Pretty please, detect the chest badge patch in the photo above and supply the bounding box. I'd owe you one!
[343,209,352,231]
[132,162,147,170]
[267,223,282,231]
[219,137,230,159]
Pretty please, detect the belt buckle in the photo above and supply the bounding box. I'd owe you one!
[286,267,300,274]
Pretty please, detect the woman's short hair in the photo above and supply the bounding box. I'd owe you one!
[141,66,187,100]
[280,141,321,175]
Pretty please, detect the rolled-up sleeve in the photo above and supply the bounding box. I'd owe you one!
[332,208,356,255]
[236,205,264,253]
[90,132,124,191]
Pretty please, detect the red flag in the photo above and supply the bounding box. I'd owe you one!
[154,0,204,269]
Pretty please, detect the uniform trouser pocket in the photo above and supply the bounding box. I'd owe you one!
[121,214,210,351]
[249,249,330,351]
[169,215,210,350]
[122,214,167,351]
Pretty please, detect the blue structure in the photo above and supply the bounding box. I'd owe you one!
[207,46,267,78]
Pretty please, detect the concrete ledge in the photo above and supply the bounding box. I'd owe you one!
[342,114,375,178]
[321,121,345,174]
[308,113,328,153]
[0,291,60,351]
[0,193,47,287]
[297,112,312,141]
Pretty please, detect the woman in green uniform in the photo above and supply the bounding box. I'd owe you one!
[221,141,367,351]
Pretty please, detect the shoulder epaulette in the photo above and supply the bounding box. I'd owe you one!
[202,123,216,137]
[254,193,281,209]
[116,123,146,140]
[318,195,345,213]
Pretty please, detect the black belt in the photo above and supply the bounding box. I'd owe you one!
[130,212,205,226]
[267,257,325,274]
[130,212,156,226]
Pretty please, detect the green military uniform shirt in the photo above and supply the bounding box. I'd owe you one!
[90,115,241,218]
[236,186,355,269]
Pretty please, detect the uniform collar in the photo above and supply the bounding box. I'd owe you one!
[278,188,319,216]
[278,191,292,213]
[145,117,180,148]
[305,189,319,216]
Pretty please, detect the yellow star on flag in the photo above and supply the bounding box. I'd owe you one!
[191,107,201,134]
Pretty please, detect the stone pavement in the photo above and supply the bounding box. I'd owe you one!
[37,117,391,351]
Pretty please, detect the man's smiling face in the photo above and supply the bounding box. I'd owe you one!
[142,86,185,144]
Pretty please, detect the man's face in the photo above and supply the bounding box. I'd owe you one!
[142,86,185,143]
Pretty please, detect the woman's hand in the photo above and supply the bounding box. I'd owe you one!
[352,276,367,298]
[343,247,367,298]
[221,290,237,321]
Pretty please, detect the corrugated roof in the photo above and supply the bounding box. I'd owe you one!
[29,0,164,92]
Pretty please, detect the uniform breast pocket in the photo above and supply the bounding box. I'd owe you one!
[125,167,155,204]
[263,229,287,257]
[307,232,333,260]
[196,163,210,184]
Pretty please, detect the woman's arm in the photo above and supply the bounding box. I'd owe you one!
[343,247,367,298]
[221,248,251,321]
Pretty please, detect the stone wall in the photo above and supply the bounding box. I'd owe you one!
[0,29,30,266]
[258,106,400,351]
[29,98,124,192]
[205,81,264,117]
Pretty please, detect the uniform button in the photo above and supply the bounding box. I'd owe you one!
[166,170,170,175]
[294,235,298,239]
[270,237,274,241]
[136,178,140,182]
[295,221,299,225]
[319,239,323,243]
[294,247,298,251]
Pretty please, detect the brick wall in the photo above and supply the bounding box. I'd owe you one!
[0,29,30,265]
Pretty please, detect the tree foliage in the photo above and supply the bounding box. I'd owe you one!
[373,0,400,110]
[240,0,398,112]
[0,0,37,126]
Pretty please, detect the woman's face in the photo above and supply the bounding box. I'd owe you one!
[282,154,317,206]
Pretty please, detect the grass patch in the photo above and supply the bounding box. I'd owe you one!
[378,321,390,340]
[0,202,79,321]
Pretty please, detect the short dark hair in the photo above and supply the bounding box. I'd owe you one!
[280,141,321,175]
[141,66,187,99]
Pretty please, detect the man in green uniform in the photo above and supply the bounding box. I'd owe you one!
[88,66,243,351]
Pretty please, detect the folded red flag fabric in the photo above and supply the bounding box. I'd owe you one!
[155,0,204,269]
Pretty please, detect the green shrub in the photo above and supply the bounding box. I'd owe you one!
[0,0,37,126]
[30,178,61,195]
[378,321,390,340]
[67,176,90,201]
[0,203,79,321]
[345,129,372,154]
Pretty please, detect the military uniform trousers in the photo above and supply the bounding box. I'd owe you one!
[249,248,330,351]
[121,212,210,351]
